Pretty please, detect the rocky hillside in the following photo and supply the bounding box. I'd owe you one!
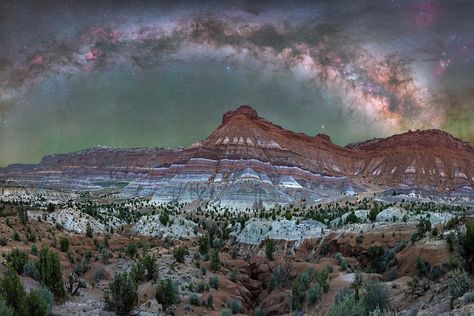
[1,105,473,208]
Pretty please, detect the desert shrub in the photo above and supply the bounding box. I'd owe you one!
[59,237,70,252]
[345,211,359,224]
[430,265,446,280]
[316,268,330,293]
[125,243,138,258]
[229,271,237,283]
[445,216,460,230]
[130,261,146,283]
[265,238,275,260]
[0,263,27,316]
[447,232,457,252]
[101,248,110,264]
[16,207,27,225]
[463,291,474,304]
[33,288,54,315]
[291,279,305,311]
[46,203,55,213]
[268,266,289,291]
[307,283,322,305]
[0,300,13,316]
[94,267,106,282]
[141,255,157,281]
[13,230,20,241]
[465,221,474,251]
[336,253,347,271]
[328,288,364,316]
[362,278,390,315]
[415,256,431,276]
[173,246,189,263]
[85,222,93,238]
[155,278,175,311]
[189,293,199,306]
[6,248,29,274]
[450,269,473,300]
[221,308,232,316]
[231,246,239,259]
[206,294,214,308]
[254,306,264,316]
[198,234,210,254]
[369,207,379,223]
[105,272,137,315]
[36,247,65,298]
[24,260,40,280]
[26,289,49,316]
[227,298,242,314]
[209,250,221,272]
[31,244,38,255]
[209,276,219,289]
[369,307,396,316]
[159,212,170,226]
[74,257,90,276]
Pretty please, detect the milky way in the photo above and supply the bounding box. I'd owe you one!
[0,0,473,166]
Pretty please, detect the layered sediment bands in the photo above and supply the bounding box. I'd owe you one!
[1,105,473,207]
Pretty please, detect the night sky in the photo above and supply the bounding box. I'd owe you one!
[1,0,473,166]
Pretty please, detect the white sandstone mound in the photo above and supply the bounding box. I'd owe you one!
[131,215,200,239]
[237,217,327,245]
[28,208,120,234]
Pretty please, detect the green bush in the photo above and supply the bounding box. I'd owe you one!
[141,255,157,281]
[369,307,396,316]
[328,288,364,316]
[26,289,49,316]
[316,268,330,293]
[0,263,27,316]
[229,271,237,283]
[291,279,305,311]
[210,250,221,272]
[101,248,110,264]
[198,234,210,254]
[86,222,93,238]
[0,300,13,316]
[307,283,322,305]
[265,238,275,261]
[59,237,70,252]
[221,308,232,316]
[268,266,289,291]
[465,221,474,251]
[24,261,39,280]
[173,246,189,263]
[125,243,138,258]
[362,278,390,315]
[209,276,219,289]
[130,261,146,283]
[104,272,138,315]
[36,247,65,298]
[450,269,473,300]
[189,293,199,306]
[415,256,431,276]
[31,244,38,255]
[155,278,175,311]
[33,288,54,315]
[227,298,242,314]
[6,248,29,274]
[159,212,170,226]
[94,267,106,282]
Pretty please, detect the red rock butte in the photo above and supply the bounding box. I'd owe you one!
[0,105,473,208]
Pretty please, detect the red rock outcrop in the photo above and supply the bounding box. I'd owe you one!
[1,105,473,207]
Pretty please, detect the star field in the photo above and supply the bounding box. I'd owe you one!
[0,0,473,166]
